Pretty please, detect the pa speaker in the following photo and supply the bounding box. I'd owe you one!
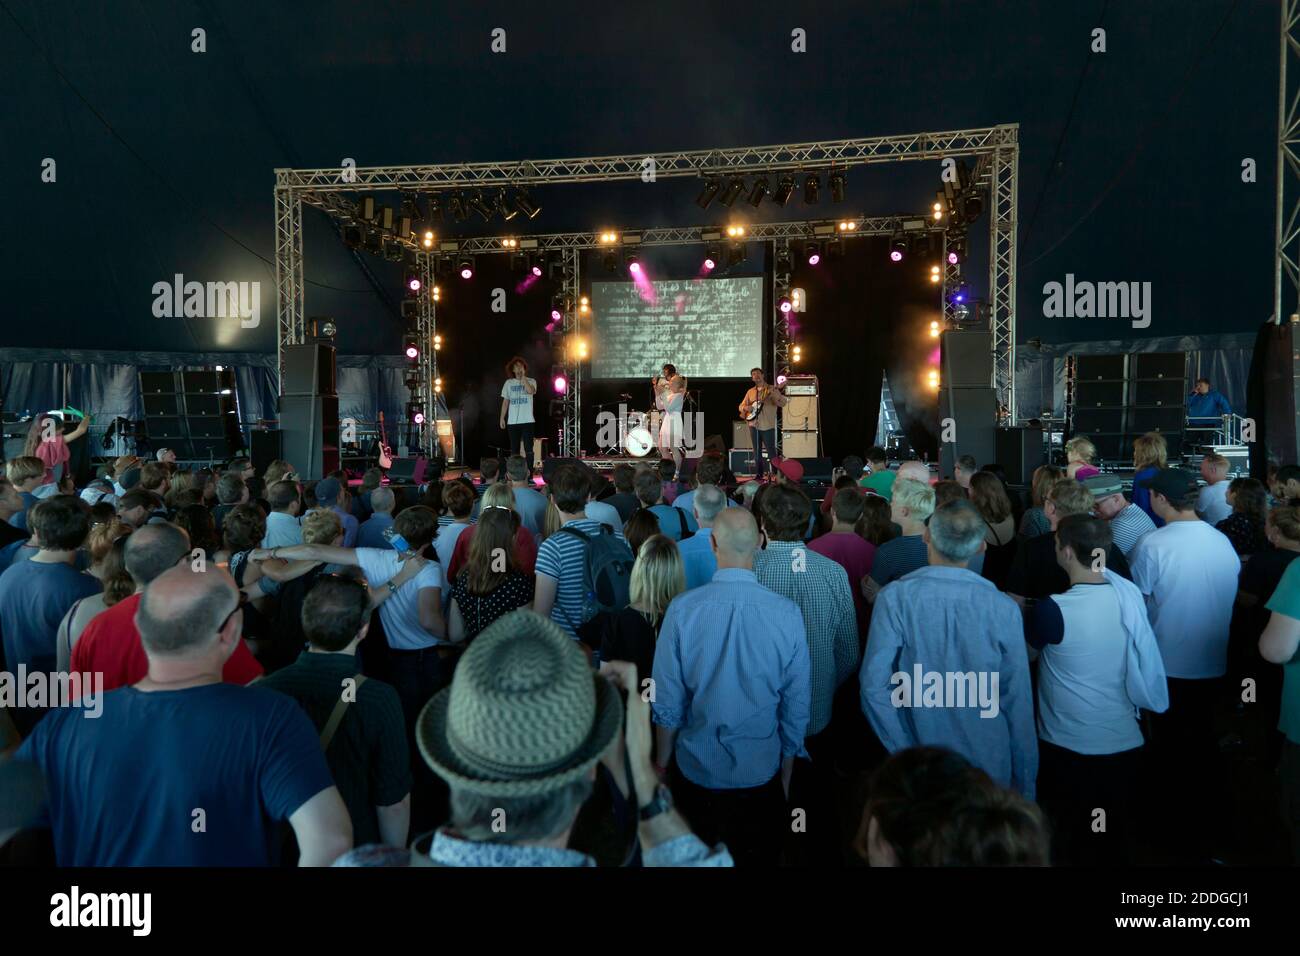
[282,343,337,397]
[1074,408,1125,434]
[250,430,284,476]
[1076,380,1126,407]
[1133,379,1186,406]
[140,371,176,395]
[1129,406,1185,433]
[279,395,339,480]
[1075,354,1126,381]
[940,331,994,388]
[1131,352,1185,380]
[995,426,1045,487]
[938,387,997,477]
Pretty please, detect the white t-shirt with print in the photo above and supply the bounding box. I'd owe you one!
[501,378,536,425]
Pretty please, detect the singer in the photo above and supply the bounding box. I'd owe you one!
[652,363,687,479]
[499,356,538,471]
[738,367,786,479]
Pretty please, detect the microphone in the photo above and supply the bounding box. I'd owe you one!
[619,393,632,400]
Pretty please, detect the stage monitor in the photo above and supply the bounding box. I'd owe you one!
[589,276,764,379]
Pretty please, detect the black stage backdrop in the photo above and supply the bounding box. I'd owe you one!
[437,240,942,468]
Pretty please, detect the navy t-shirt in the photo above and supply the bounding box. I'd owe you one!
[15,683,335,866]
[0,559,102,673]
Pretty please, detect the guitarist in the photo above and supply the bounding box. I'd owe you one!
[738,368,786,479]
[499,356,538,472]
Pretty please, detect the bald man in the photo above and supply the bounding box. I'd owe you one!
[650,507,811,866]
[896,460,932,485]
[14,564,352,866]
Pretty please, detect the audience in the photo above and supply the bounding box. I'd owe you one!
[634,468,695,542]
[1197,452,1233,525]
[1216,476,1269,557]
[1259,556,1300,863]
[1006,479,1131,603]
[862,477,935,603]
[593,533,683,679]
[809,487,876,638]
[313,476,359,547]
[55,521,133,670]
[861,500,1036,798]
[605,464,640,524]
[652,509,810,866]
[622,508,662,557]
[447,505,536,644]
[434,482,475,571]
[1064,436,1099,481]
[968,472,1017,590]
[5,456,45,532]
[212,472,248,532]
[673,455,734,519]
[953,454,977,491]
[1131,431,1168,527]
[857,493,897,547]
[448,483,538,579]
[506,455,548,535]
[1019,465,1064,538]
[585,470,623,532]
[1086,474,1156,556]
[859,447,895,501]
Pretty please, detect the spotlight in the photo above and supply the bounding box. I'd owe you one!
[719,177,746,207]
[964,192,984,220]
[772,176,796,206]
[426,195,443,224]
[514,189,541,220]
[778,296,792,314]
[947,250,960,265]
[930,320,941,339]
[599,231,619,244]
[727,242,746,267]
[602,250,618,272]
[432,286,441,304]
[531,264,543,277]
[747,178,770,207]
[320,320,337,338]
[803,174,820,204]
[837,221,857,232]
[775,374,787,386]
[805,241,821,266]
[458,259,474,280]
[933,199,944,221]
[469,192,494,222]
[405,274,422,293]
[580,296,589,314]
[433,334,442,348]
[792,344,802,364]
[403,333,419,360]
[421,229,435,249]
[954,301,971,322]
[628,256,642,275]
[703,256,716,271]
[695,179,722,209]
[448,193,468,222]
[553,374,568,394]
[890,236,907,262]
[828,170,846,202]
[495,189,518,222]
[501,238,518,249]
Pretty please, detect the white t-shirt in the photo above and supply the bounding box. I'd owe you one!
[501,378,536,425]
[433,521,470,577]
[1196,481,1231,525]
[1128,520,1240,679]
[355,547,445,649]
[585,500,622,533]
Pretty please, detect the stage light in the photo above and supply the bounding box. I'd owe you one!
[602,250,618,272]
[576,339,589,359]
[726,225,747,238]
[778,296,792,313]
[599,231,619,244]
[930,320,941,339]
[432,285,441,303]
[421,229,435,249]
[553,374,568,394]
[806,241,821,266]
[696,179,722,209]
[803,174,820,204]
[703,256,716,271]
[953,301,970,322]
[495,189,518,222]
[792,345,802,364]
[719,177,746,207]
[747,178,770,207]
[580,296,590,314]
[403,332,419,360]
[775,374,788,386]
[890,235,907,262]
[448,193,468,222]
[406,274,422,293]
[531,264,543,277]
[933,200,944,221]
[828,171,846,202]
[628,255,641,274]
[929,264,941,284]
[469,192,494,222]
[433,334,442,349]
[514,189,541,220]
[772,176,796,206]
[791,288,804,311]
[501,238,518,249]
[727,242,746,267]
[550,307,563,322]
[964,192,984,220]
[426,195,443,224]
[928,369,940,391]
[459,259,474,280]
[837,220,857,232]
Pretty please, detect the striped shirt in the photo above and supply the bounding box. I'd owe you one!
[535,518,627,638]
[1108,502,1156,556]
[753,540,860,736]
[652,568,811,789]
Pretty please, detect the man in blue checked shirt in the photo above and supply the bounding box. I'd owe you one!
[861,499,1038,799]
[651,507,811,867]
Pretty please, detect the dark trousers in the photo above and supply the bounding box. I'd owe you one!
[786,730,842,866]
[1146,676,1224,859]
[1282,740,1300,864]
[1037,739,1143,866]
[749,426,776,477]
[507,422,536,471]
[390,647,451,834]
[671,765,785,867]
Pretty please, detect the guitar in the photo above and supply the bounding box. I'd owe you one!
[377,411,394,469]
[744,385,779,421]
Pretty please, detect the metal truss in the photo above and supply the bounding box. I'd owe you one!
[415,253,436,454]
[274,125,1020,454]
[277,127,1019,192]
[273,187,305,385]
[1276,0,1300,325]
[772,239,794,457]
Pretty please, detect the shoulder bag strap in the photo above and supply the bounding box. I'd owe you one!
[320,674,368,751]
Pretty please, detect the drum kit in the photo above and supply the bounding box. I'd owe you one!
[621,408,661,457]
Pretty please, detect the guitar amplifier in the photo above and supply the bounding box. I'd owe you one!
[783,375,818,397]
[732,420,752,449]
[730,448,765,477]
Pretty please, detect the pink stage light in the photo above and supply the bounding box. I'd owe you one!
[703,258,716,271]
[779,297,792,314]
[807,253,821,266]
[460,266,473,279]
[947,251,959,265]
[551,308,562,321]
[629,262,642,275]
[413,412,426,425]
[776,374,788,386]
[407,277,422,292]
[532,265,543,277]
[890,250,903,263]
[553,375,568,394]
[404,346,419,359]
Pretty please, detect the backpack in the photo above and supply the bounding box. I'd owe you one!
[557,524,635,624]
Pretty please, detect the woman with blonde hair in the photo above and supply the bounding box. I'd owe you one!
[593,533,685,679]
[447,481,538,578]
[1131,431,1168,527]
[1064,436,1099,481]
[1020,464,1065,538]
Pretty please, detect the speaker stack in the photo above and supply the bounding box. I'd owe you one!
[1071,352,1184,462]
[279,343,339,480]
[139,369,241,462]
[938,330,997,476]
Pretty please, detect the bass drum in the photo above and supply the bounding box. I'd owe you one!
[624,426,655,457]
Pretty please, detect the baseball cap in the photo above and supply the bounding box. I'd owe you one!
[315,476,342,504]
[1136,468,1197,500]
[771,457,804,483]
[1082,474,1123,498]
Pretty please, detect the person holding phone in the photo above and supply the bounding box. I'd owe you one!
[500,356,538,473]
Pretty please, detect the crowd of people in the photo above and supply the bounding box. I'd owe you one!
[1,424,1298,869]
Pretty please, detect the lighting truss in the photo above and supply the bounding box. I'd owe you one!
[274,125,1021,452]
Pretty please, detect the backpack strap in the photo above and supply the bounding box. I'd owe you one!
[675,506,689,539]
[320,674,368,751]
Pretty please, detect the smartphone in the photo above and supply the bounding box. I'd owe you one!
[382,526,411,553]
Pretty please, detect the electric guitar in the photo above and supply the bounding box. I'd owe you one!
[744,385,779,421]
[377,411,394,469]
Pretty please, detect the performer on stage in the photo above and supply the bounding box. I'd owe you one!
[499,356,538,472]
[23,408,92,491]
[739,368,786,479]
[653,363,687,480]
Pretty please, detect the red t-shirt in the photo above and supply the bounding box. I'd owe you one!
[820,483,867,515]
[808,531,876,636]
[70,592,264,692]
[448,525,538,581]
